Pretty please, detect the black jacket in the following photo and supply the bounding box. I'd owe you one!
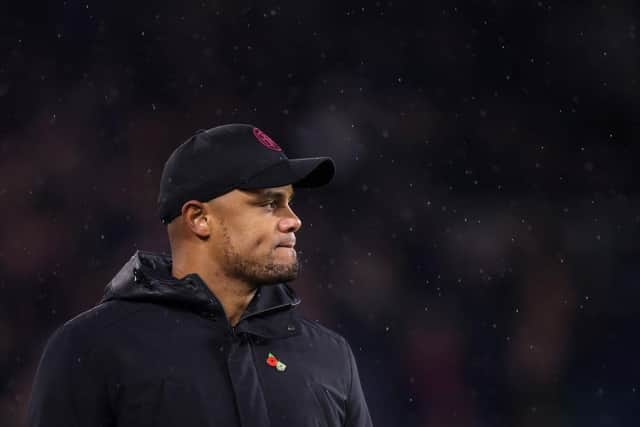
[28,250,373,427]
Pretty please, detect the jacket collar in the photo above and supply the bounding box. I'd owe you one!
[101,250,302,338]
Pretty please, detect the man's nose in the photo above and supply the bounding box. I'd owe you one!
[278,207,302,233]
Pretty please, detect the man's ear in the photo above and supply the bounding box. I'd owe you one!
[181,200,211,238]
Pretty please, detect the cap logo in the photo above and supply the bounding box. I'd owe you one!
[253,128,283,152]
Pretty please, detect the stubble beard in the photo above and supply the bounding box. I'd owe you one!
[219,223,299,286]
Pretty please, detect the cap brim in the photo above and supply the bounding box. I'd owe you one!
[238,157,335,190]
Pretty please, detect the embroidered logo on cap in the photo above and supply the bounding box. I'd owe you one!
[266,352,287,372]
[253,128,283,152]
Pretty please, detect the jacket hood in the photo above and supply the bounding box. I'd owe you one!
[101,250,302,323]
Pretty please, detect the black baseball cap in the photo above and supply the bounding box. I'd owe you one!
[157,123,335,224]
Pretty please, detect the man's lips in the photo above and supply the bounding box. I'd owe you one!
[276,243,295,248]
[276,237,296,248]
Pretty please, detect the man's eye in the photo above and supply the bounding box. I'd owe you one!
[264,200,277,209]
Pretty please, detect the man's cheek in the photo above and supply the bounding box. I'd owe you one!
[253,235,267,248]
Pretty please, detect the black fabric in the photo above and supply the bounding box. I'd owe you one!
[157,124,335,224]
[27,250,373,427]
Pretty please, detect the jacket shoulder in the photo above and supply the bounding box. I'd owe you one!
[50,300,149,353]
[27,302,140,426]
[297,317,350,348]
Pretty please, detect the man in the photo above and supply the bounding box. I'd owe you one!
[27,124,373,427]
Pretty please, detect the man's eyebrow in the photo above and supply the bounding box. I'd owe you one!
[258,189,295,201]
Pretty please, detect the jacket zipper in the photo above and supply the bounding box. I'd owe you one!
[228,303,291,340]
[238,302,296,323]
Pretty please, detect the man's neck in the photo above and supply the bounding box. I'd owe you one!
[171,256,256,327]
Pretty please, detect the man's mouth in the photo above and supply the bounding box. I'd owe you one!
[276,237,296,249]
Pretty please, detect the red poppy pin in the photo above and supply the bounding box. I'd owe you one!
[266,352,287,372]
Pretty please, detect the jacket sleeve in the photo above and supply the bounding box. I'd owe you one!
[27,324,112,427]
[344,341,374,427]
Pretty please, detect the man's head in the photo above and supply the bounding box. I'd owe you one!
[158,124,334,286]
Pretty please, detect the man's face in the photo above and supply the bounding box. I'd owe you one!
[207,184,302,286]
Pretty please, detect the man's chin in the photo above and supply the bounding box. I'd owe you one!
[226,254,299,286]
[261,260,299,284]
[266,263,299,283]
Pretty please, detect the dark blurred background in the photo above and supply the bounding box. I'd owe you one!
[2,1,639,426]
